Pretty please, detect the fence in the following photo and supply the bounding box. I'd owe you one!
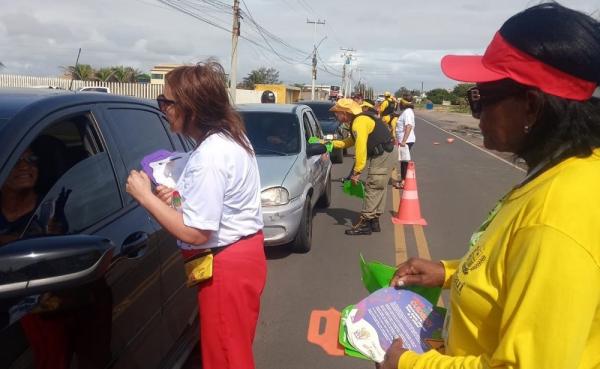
[0,74,272,104]
[0,74,164,99]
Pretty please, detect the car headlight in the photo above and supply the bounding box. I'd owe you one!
[261,187,290,206]
[325,134,334,140]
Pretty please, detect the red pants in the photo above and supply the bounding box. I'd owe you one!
[192,232,266,369]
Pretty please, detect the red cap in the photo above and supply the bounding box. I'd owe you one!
[441,32,598,101]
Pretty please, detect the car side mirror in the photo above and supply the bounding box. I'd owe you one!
[306,143,327,157]
[0,235,114,300]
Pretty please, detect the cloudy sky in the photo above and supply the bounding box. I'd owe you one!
[0,0,597,92]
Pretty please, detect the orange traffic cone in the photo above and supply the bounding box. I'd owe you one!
[392,161,427,225]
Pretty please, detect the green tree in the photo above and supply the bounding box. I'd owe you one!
[452,83,475,105]
[426,88,454,105]
[241,67,280,89]
[136,73,151,83]
[63,64,94,80]
[94,68,114,82]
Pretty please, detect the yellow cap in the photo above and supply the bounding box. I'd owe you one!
[384,91,392,97]
[329,98,362,115]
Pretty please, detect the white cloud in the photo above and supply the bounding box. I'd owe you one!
[0,0,597,91]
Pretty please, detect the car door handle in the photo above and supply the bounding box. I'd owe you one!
[122,232,149,258]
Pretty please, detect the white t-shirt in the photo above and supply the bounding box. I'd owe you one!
[395,108,416,144]
[176,133,263,250]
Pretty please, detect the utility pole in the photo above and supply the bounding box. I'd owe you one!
[68,48,82,91]
[307,19,325,100]
[229,0,241,103]
[340,48,355,97]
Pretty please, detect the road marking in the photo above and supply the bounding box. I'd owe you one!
[392,170,445,307]
[413,225,431,260]
[417,116,526,173]
[391,172,408,266]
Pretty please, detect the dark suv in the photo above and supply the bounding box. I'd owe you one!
[0,89,197,369]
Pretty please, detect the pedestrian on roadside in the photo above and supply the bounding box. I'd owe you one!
[331,98,395,235]
[380,3,600,369]
[393,96,416,189]
[378,92,398,132]
[126,60,266,369]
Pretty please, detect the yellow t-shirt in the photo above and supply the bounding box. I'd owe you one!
[399,150,600,369]
[332,115,375,173]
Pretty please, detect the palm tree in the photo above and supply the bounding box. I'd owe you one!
[94,68,114,82]
[111,66,132,83]
[62,64,94,80]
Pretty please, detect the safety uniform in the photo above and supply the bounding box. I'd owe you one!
[379,97,398,133]
[333,113,394,220]
[398,150,600,369]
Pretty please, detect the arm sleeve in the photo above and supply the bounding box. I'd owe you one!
[179,163,226,231]
[353,120,370,172]
[391,117,398,137]
[405,110,415,127]
[332,136,354,149]
[379,100,388,115]
[398,225,600,369]
[440,259,460,289]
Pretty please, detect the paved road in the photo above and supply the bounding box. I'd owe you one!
[185,113,525,368]
[253,113,525,369]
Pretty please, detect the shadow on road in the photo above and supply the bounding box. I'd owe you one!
[318,207,359,227]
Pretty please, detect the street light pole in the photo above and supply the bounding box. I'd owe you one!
[307,19,325,100]
[340,48,355,97]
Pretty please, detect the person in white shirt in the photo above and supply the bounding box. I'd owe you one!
[126,61,266,369]
[394,96,416,189]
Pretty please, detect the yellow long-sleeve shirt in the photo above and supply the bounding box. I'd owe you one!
[399,150,600,369]
[332,115,374,173]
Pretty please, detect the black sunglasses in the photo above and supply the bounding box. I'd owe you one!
[467,82,527,119]
[156,94,177,113]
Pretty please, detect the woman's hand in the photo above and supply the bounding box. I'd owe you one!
[126,170,153,205]
[376,339,407,369]
[390,257,445,288]
[155,185,174,206]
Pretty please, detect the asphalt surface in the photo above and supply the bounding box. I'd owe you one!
[186,112,526,369]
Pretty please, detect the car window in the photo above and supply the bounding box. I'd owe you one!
[107,108,176,199]
[307,111,323,138]
[302,113,313,141]
[306,104,335,122]
[0,116,121,245]
[241,112,301,156]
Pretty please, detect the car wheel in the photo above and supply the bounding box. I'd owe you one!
[290,196,313,253]
[331,148,344,164]
[317,173,331,208]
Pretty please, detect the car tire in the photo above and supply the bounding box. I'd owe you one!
[290,196,313,253]
[317,173,331,208]
[331,148,344,164]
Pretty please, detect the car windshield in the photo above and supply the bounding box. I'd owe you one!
[241,112,301,156]
[319,120,339,134]
[305,103,335,122]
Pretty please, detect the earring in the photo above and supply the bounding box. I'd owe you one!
[524,125,530,133]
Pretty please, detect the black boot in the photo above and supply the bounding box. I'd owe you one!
[345,217,372,235]
[370,218,381,232]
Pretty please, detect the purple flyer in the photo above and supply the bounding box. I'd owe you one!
[141,150,173,184]
[346,287,444,360]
